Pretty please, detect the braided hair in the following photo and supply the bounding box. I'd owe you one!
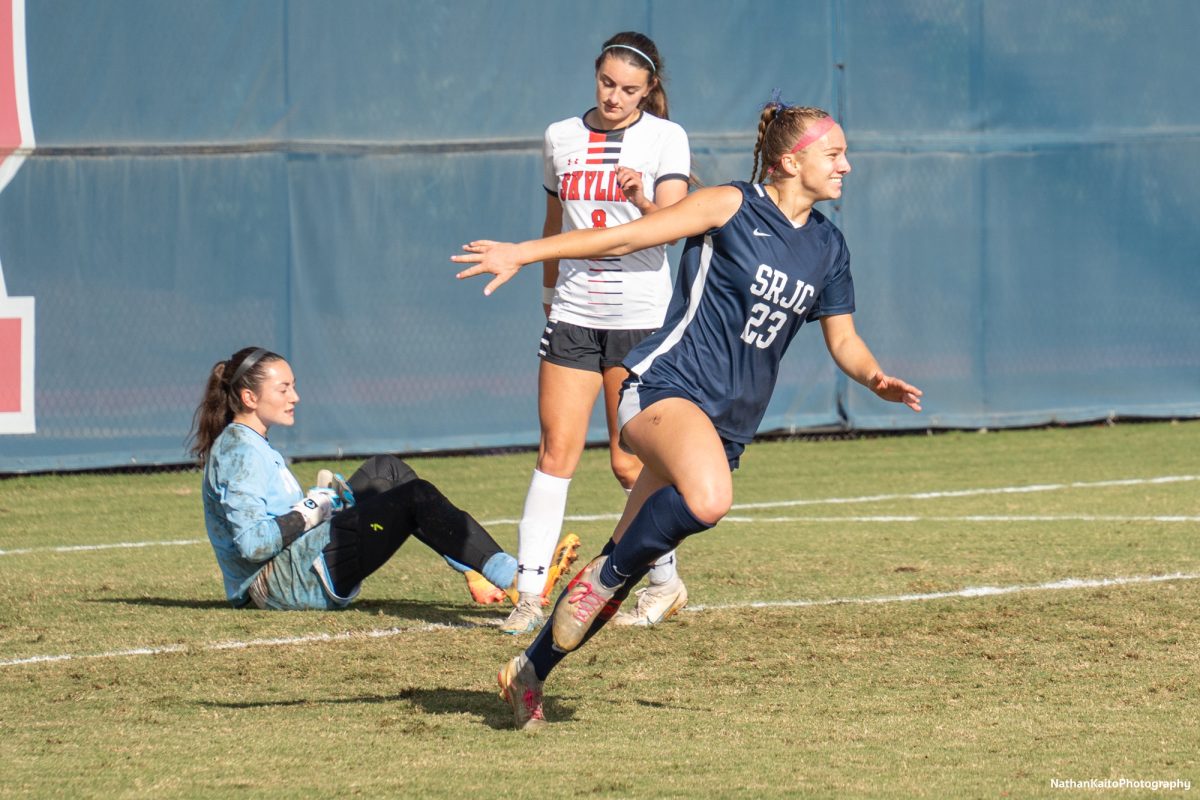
[750,99,832,183]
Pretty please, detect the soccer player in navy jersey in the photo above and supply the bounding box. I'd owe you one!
[455,102,923,729]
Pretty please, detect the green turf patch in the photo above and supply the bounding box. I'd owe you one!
[1,421,1197,798]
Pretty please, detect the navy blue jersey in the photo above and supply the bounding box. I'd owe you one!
[622,181,855,443]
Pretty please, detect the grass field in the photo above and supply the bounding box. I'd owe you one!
[1,420,1197,798]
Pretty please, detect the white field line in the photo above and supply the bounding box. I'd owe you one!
[686,572,1200,612]
[0,622,483,668]
[482,474,1200,525]
[1,474,1195,557]
[728,474,1200,511]
[0,540,200,556]
[2,571,1196,669]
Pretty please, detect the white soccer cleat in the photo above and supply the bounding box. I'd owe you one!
[497,653,547,731]
[499,593,545,634]
[612,576,688,627]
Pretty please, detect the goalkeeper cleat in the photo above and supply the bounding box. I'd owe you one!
[499,593,545,635]
[550,555,623,652]
[464,569,509,605]
[611,577,689,627]
[497,653,546,731]
[540,533,582,606]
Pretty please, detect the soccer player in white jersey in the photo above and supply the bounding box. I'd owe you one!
[456,102,924,729]
[501,32,693,634]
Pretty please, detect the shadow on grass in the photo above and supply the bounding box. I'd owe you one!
[88,597,499,627]
[197,687,576,729]
[88,597,233,610]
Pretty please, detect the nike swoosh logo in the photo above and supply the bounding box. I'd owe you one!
[752,228,772,237]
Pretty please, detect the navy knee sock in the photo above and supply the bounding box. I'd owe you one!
[599,485,713,588]
[525,490,714,680]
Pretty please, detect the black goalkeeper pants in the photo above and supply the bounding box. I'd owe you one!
[321,455,504,597]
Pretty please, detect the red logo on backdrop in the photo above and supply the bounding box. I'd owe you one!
[0,0,36,434]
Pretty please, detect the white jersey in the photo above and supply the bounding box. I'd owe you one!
[543,109,690,329]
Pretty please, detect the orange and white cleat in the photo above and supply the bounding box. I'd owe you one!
[540,533,582,606]
[464,569,510,605]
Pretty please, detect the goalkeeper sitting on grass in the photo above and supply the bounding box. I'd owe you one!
[188,346,579,611]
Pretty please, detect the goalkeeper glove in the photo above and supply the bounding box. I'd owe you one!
[291,489,333,530]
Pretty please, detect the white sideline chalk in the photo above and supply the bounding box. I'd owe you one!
[0,539,200,556]
[686,572,1200,612]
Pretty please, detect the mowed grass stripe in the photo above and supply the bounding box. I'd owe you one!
[4,570,1195,669]
[2,472,1194,556]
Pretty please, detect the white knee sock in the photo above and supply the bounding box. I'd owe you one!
[515,469,571,595]
[647,549,679,587]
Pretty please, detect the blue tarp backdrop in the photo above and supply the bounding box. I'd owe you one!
[0,0,1197,472]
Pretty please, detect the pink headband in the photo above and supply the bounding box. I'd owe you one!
[767,115,838,174]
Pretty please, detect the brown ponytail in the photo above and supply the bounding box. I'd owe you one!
[750,104,832,183]
[596,31,670,119]
[187,346,283,462]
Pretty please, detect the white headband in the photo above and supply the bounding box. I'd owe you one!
[603,43,656,73]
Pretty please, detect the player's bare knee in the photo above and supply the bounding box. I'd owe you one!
[610,457,640,490]
[536,447,578,479]
[682,484,732,526]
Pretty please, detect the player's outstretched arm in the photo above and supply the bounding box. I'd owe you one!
[453,185,741,296]
[819,314,923,412]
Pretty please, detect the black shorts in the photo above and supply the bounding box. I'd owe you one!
[539,320,655,372]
